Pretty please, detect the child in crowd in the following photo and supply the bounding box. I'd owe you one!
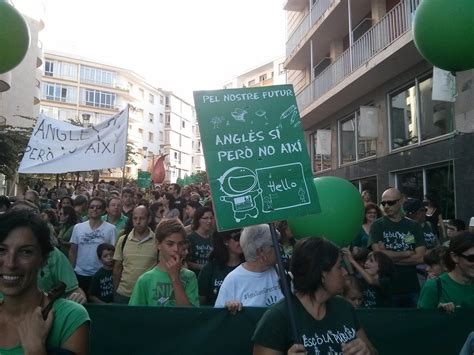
[343,249,394,308]
[424,246,448,279]
[89,243,115,304]
[129,219,199,307]
[343,275,364,308]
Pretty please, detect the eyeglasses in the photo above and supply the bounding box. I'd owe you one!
[381,199,399,207]
[89,205,103,210]
[457,254,474,262]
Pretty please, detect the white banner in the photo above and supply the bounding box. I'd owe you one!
[432,67,456,102]
[316,129,331,155]
[19,108,128,174]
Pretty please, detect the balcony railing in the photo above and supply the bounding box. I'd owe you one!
[286,0,334,58]
[296,0,420,111]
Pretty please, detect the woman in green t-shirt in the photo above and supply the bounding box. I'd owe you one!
[253,237,377,355]
[0,210,89,355]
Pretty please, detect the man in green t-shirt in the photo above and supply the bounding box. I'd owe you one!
[368,188,426,307]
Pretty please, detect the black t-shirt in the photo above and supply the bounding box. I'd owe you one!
[198,260,239,306]
[89,267,114,303]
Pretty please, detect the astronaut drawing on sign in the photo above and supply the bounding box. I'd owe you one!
[218,167,262,223]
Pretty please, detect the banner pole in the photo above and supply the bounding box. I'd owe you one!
[121,105,130,194]
[268,222,300,345]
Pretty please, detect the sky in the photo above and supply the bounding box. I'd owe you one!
[15,0,287,102]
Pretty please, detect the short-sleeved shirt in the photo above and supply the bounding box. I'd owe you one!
[129,267,199,307]
[361,276,392,308]
[369,216,425,294]
[252,295,360,354]
[70,220,116,276]
[421,221,438,249]
[214,265,283,308]
[113,229,157,297]
[187,232,213,273]
[417,273,474,309]
[38,247,79,294]
[0,299,90,355]
[198,261,240,306]
[89,267,114,303]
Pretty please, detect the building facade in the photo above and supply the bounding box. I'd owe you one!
[284,0,474,222]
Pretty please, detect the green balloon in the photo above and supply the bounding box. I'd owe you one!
[0,1,30,74]
[288,177,364,247]
[414,0,474,72]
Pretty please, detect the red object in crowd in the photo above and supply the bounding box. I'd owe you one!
[152,154,168,184]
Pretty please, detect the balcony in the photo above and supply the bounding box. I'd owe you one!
[296,0,422,127]
[283,0,306,11]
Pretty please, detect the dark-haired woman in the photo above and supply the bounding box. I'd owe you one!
[187,207,215,275]
[418,232,474,312]
[253,237,377,355]
[0,210,89,354]
[352,203,382,255]
[159,192,180,219]
[198,229,244,306]
[57,205,79,256]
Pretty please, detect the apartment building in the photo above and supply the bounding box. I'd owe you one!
[222,56,287,89]
[284,0,474,222]
[40,51,200,183]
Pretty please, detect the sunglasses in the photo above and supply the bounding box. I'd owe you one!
[229,233,241,242]
[458,254,474,263]
[381,199,399,207]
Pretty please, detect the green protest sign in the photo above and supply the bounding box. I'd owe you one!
[194,85,320,231]
[137,171,151,188]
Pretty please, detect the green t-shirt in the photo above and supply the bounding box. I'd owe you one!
[129,267,199,307]
[187,232,213,273]
[252,295,360,354]
[198,260,239,306]
[89,267,114,303]
[352,227,369,249]
[369,216,425,294]
[37,247,79,294]
[0,299,90,354]
[417,273,474,309]
[101,214,128,237]
[362,276,392,308]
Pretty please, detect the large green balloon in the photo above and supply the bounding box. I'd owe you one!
[0,1,30,74]
[288,177,364,247]
[413,0,474,72]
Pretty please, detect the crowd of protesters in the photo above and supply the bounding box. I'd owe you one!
[0,179,473,354]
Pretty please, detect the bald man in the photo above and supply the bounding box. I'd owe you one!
[368,188,426,307]
[113,205,157,304]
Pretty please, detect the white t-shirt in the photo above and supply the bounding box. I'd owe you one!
[70,220,116,276]
[214,264,284,308]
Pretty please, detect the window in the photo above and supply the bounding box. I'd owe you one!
[197,140,201,152]
[45,60,54,76]
[311,128,331,172]
[248,79,255,86]
[389,73,454,150]
[259,74,267,82]
[160,95,164,105]
[165,113,170,126]
[339,107,377,165]
[149,93,154,104]
[396,163,455,219]
[159,113,164,123]
[138,128,143,134]
[165,96,170,105]
[148,113,154,123]
[181,120,186,129]
[148,132,154,142]
[159,131,164,141]
[80,89,116,109]
[179,135,182,147]
[42,83,76,103]
[80,65,116,86]
[60,62,78,80]
[139,89,144,99]
[351,176,378,203]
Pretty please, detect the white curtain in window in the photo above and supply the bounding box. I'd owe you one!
[316,129,331,155]
[358,106,378,138]
[432,67,456,102]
